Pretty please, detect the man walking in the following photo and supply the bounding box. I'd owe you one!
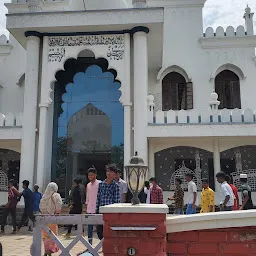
[17,180,35,231]
[225,175,239,210]
[185,173,197,214]
[66,178,83,238]
[200,179,215,213]
[239,174,253,210]
[216,172,234,211]
[28,184,42,231]
[96,164,120,239]
[168,178,184,214]
[1,179,20,234]
[144,181,151,204]
[149,177,163,204]
[114,169,128,203]
[85,167,101,245]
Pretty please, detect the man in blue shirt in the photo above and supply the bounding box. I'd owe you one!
[17,180,35,232]
[28,184,42,231]
[96,164,120,239]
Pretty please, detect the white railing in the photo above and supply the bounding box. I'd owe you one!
[32,214,104,256]
[148,108,256,125]
[0,113,22,127]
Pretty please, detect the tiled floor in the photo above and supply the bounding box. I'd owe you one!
[0,225,103,256]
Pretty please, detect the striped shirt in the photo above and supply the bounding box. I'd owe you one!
[96,180,120,213]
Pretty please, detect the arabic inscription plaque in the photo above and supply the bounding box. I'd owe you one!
[48,35,125,62]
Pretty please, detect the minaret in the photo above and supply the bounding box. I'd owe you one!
[132,0,147,8]
[244,5,254,36]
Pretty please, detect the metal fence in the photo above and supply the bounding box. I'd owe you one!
[31,214,104,256]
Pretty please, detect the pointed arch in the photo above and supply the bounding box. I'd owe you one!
[17,73,25,87]
[215,69,241,109]
[157,65,191,83]
[214,63,245,80]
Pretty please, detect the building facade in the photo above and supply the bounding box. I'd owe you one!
[0,0,256,204]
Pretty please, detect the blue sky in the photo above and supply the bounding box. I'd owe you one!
[0,0,256,36]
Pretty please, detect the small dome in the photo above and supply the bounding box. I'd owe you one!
[0,34,7,44]
[210,91,218,101]
[147,93,154,102]
[245,5,251,14]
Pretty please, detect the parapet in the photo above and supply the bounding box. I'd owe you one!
[204,25,248,38]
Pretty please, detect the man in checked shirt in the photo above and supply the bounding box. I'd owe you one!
[96,164,120,239]
[149,177,163,204]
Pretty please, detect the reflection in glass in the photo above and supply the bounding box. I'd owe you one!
[52,61,124,198]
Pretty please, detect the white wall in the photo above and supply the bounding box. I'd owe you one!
[0,35,25,114]
[148,5,256,112]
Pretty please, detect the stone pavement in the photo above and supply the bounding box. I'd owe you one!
[0,225,103,256]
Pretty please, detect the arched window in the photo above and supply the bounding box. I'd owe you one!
[162,72,193,111]
[215,70,241,109]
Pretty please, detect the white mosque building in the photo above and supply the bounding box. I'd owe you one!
[0,0,256,205]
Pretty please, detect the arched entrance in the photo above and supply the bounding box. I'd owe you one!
[51,51,124,198]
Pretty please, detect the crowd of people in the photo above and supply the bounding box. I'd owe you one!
[0,165,254,255]
[167,172,254,214]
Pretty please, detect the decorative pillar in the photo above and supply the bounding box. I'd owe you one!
[132,26,149,164]
[132,0,147,8]
[123,32,132,179]
[19,32,40,191]
[101,204,168,256]
[244,5,254,36]
[36,36,50,192]
[28,0,42,12]
[147,93,155,123]
[213,139,221,193]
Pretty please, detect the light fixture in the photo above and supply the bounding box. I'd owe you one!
[125,152,148,205]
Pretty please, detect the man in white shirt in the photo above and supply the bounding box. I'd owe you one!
[115,169,128,203]
[216,172,234,211]
[144,181,151,204]
[185,173,197,214]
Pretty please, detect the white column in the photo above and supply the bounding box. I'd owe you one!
[148,139,155,179]
[36,104,49,191]
[123,33,132,175]
[19,34,40,190]
[213,139,221,193]
[36,36,50,192]
[72,153,78,180]
[133,27,149,164]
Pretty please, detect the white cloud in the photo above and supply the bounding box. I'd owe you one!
[0,0,255,35]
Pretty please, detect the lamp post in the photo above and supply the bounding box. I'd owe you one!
[125,152,148,205]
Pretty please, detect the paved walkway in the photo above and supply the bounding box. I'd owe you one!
[0,225,103,256]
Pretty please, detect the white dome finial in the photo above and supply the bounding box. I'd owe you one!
[147,92,155,107]
[245,4,251,14]
[210,91,220,110]
[133,0,147,8]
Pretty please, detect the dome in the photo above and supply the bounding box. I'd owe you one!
[245,5,251,14]
[210,91,218,102]
[84,0,129,10]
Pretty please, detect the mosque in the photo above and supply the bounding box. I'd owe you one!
[0,0,256,205]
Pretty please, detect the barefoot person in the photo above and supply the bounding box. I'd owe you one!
[40,182,62,256]
[66,179,83,238]
[85,167,101,245]
[168,178,184,214]
[17,180,35,232]
[1,179,20,234]
[185,173,197,214]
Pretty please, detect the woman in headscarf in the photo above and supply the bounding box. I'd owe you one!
[40,182,62,256]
